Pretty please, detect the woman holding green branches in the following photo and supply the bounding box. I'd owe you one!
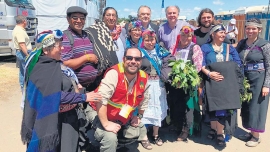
[167,25,203,143]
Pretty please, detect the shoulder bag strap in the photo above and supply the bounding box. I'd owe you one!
[243,39,259,65]
[63,30,74,51]
[226,44,230,61]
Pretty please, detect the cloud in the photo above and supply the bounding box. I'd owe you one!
[236,6,247,10]
[129,11,137,16]
[122,8,137,16]
[180,8,194,16]
[181,8,194,14]
[178,8,194,18]
[213,0,224,5]
[194,7,201,11]
[219,8,223,11]
[123,8,131,12]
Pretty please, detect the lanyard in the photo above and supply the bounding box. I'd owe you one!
[123,78,137,107]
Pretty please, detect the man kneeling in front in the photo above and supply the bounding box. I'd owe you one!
[91,47,150,152]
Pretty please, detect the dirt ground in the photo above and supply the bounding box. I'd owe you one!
[0,62,269,152]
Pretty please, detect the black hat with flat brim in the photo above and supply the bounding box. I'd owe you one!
[67,6,88,16]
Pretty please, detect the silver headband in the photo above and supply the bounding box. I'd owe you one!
[245,22,262,28]
[209,25,225,35]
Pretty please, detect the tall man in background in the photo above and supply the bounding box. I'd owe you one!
[125,5,159,41]
[158,5,189,51]
[194,8,231,46]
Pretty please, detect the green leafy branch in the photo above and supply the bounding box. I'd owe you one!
[240,77,252,103]
[168,60,201,97]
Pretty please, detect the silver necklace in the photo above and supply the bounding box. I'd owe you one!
[212,44,224,62]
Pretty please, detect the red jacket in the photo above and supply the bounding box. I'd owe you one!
[91,63,148,125]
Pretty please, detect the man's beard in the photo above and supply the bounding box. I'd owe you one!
[201,21,213,28]
[125,65,140,75]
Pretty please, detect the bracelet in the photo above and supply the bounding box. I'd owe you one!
[207,71,211,78]
[86,54,90,62]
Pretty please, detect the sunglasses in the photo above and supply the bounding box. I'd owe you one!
[125,56,142,61]
[71,16,86,21]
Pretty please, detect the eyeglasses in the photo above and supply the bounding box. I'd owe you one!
[71,16,86,21]
[125,56,142,61]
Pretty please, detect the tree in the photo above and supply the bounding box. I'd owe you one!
[128,15,132,20]
[118,17,128,24]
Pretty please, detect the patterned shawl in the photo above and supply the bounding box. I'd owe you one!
[84,22,119,73]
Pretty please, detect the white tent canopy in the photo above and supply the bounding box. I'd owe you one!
[32,0,99,32]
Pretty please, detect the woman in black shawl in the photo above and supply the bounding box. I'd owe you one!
[21,30,102,152]
[200,24,242,147]
[236,18,270,147]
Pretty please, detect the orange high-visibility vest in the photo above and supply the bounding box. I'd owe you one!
[91,63,148,125]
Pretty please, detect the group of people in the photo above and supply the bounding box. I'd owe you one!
[13,4,269,152]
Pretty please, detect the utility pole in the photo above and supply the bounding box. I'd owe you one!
[99,0,106,19]
[267,0,270,16]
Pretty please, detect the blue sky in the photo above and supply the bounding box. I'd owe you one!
[106,0,268,20]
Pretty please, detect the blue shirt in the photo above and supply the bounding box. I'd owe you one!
[158,20,190,50]
[201,43,241,66]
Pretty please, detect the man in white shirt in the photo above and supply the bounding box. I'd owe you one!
[225,18,238,44]
[12,15,32,91]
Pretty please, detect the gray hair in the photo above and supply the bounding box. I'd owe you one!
[137,5,151,15]
[15,15,27,24]
[165,6,180,14]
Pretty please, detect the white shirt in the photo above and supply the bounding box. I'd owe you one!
[114,38,125,62]
[226,25,238,39]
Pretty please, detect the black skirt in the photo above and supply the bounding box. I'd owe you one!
[241,70,269,132]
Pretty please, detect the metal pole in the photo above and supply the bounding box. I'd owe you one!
[267,0,270,16]
[98,0,106,20]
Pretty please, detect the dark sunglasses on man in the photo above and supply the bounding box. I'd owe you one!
[71,16,86,21]
[125,56,142,62]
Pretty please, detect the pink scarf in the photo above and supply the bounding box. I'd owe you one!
[111,25,122,41]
